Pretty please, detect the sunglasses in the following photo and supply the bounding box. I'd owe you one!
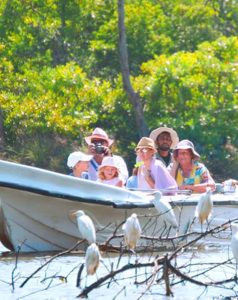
[137,148,152,153]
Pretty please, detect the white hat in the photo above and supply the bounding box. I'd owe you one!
[67,151,92,168]
[98,156,119,170]
[149,127,179,149]
[173,139,200,160]
[85,127,114,146]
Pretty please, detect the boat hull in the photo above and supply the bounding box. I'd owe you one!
[1,185,238,252]
[0,159,238,252]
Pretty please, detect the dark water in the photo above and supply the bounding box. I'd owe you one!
[0,242,237,300]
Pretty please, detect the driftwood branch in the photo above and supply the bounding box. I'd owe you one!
[20,240,84,288]
[14,216,238,298]
[77,258,164,298]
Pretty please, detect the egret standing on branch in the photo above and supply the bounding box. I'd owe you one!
[85,243,101,275]
[72,210,96,244]
[122,213,142,251]
[195,188,213,225]
[231,223,238,262]
[152,192,178,228]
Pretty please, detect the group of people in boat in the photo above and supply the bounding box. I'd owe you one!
[67,127,215,193]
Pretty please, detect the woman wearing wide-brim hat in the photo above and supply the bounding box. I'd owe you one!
[171,139,215,193]
[134,137,177,191]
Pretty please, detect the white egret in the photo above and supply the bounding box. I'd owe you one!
[152,192,178,228]
[122,213,142,251]
[231,223,238,264]
[72,210,96,244]
[195,189,213,224]
[231,223,238,278]
[85,243,101,275]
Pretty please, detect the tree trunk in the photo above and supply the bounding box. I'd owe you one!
[117,0,148,138]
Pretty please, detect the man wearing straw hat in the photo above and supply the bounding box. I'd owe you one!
[85,127,128,182]
[149,126,179,168]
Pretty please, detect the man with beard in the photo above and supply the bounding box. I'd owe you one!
[149,127,179,168]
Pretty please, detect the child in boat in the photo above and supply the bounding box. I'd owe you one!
[67,151,92,179]
[97,156,124,187]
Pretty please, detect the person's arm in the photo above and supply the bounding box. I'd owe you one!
[116,179,124,187]
[144,169,155,189]
[179,183,214,193]
[169,160,179,178]
[180,166,215,193]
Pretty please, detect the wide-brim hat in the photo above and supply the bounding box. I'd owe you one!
[173,139,200,160]
[149,127,179,149]
[67,151,92,168]
[135,137,157,152]
[98,156,120,170]
[85,127,114,146]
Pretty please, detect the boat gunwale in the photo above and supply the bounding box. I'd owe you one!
[1,181,238,209]
[0,181,153,209]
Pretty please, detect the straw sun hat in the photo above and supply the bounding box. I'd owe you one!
[149,127,179,149]
[135,137,157,152]
[85,128,114,146]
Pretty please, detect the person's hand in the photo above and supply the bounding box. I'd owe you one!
[179,185,193,191]
[88,143,111,157]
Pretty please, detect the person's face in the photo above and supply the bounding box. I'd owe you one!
[89,139,109,156]
[137,148,155,161]
[156,132,172,151]
[103,166,117,180]
[176,149,192,165]
[75,161,89,172]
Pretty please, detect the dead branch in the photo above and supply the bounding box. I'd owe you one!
[20,240,84,288]
[163,255,173,296]
[77,258,164,298]
[169,218,238,261]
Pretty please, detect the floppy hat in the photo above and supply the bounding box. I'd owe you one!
[67,151,92,168]
[85,128,114,146]
[135,137,157,152]
[98,156,119,170]
[174,139,200,160]
[149,127,179,149]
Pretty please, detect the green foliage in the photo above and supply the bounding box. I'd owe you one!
[136,36,238,179]
[0,0,238,179]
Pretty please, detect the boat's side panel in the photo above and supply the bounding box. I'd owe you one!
[0,199,13,250]
[1,185,238,252]
[1,187,147,252]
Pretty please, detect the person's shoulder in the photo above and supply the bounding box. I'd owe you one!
[154,158,166,167]
[194,161,206,169]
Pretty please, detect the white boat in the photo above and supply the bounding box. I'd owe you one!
[0,160,237,253]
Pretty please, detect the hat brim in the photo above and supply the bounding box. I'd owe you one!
[149,127,179,149]
[174,146,200,160]
[85,135,114,146]
[135,146,157,152]
[99,164,119,170]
